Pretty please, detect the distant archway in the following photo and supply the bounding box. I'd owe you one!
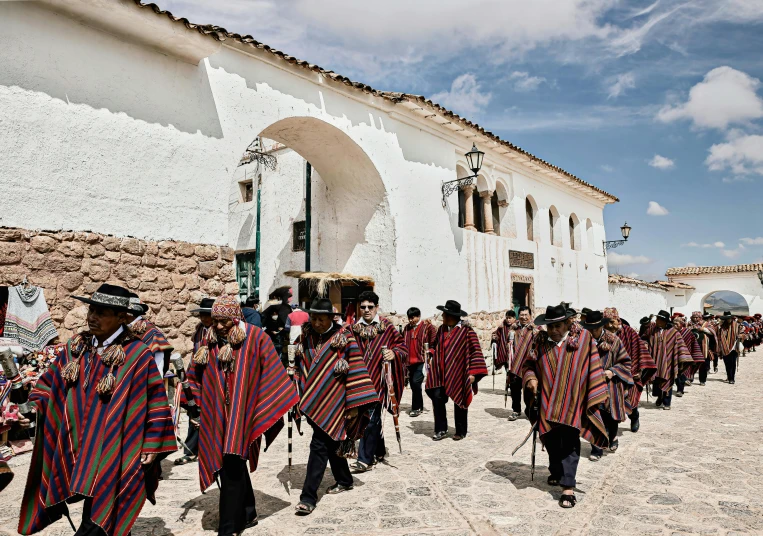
[702,290,750,316]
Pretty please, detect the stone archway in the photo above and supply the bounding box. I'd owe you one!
[228,116,395,306]
[702,290,750,316]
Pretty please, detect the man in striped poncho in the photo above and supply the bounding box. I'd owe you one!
[426,300,488,441]
[126,293,174,378]
[715,311,743,385]
[18,284,176,536]
[641,310,693,410]
[583,310,633,462]
[187,295,298,536]
[522,304,609,509]
[294,299,379,516]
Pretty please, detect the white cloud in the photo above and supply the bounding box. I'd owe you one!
[508,72,547,92]
[607,72,636,99]
[649,154,675,169]
[608,252,654,266]
[706,134,763,176]
[656,67,763,130]
[686,262,698,267]
[431,74,492,116]
[625,272,641,278]
[684,241,725,248]
[721,247,744,258]
[647,201,669,216]
[722,176,754,183]
[740,237,763,245]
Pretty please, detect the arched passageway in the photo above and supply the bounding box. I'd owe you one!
[702,290,750,316]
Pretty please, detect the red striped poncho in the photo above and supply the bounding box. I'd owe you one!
[595,331,633,423]
[644,324,693,393]
[352,317,407,410]
[716,321,740,357]
[508,323,537,378]
[188,323,297,491]
[678,327,705,376]
[134,319,173,368]
[425,323,488,409]
[522,326,608,447]
[296,324,379,441]
[19,333,176,536]
[178,322,211,407]
[616,324,656,411]
[689,321,716,359]
[491,320,514,369]
[403,320,437,366]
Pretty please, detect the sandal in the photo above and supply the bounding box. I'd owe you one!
[295,502,315,516]
[559,494,577,508]
[350,461,371,474]
[173,455,197,465]
[452,435,464,441]
[547,476,560,486]
[326,483,353,494]
[609,440,619,453]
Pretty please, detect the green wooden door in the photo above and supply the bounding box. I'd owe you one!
[235,252,257,300]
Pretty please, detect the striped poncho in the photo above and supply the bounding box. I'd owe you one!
[678,327,705,376]
[19,333,176,536]
[508,323,537,379]
[595,331,633,422]
[403,320,437,366]
[644,324,693,393]
[492,320,514,369]
[188,323,297,491]
[425,323,488,409]
[296,324,379,441]
[689,321,716,359]
[716,321,740,357]
[352,317,407,412]
[178,322,212,408]
[132,318,173,374]
[522,326,609,447]
[616,324,656,411]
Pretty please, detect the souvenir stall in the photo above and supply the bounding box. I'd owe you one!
[0,279,58,461]
[284,271,374,325]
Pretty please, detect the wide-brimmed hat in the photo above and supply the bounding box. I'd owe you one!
[655,310,671,322]
[436,299,468,318]
[190,298,215,315]
[754,313,762,319]
[580,307,592,318]
[581,310,611,330]
[127,292,149,315]
[535,304,577,326]
[308,298,334,315]
[702,312,715,319]
[73,284,134,312]
[717,311,735,322]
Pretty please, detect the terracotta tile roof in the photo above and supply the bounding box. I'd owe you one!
[129,0,618,204]
[665,264,763,277]
[653,280,694,290]
[608,274,665,290]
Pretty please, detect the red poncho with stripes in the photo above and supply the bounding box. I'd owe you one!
[688,321,717,359]
[403,320,437,366]
[643,324,693,393]
[595,331,634,423]
[491,319,514,369]
[521,326,609,447]
[19,333,176,536]
[178,322,212,407]
[678,327,705,376]
[133,319,173,363]
[425,323,488,409]
[616,324,656,411]
[716,320,740,357]
[508,323,537,378]
[352,317,407,410]
[296,324,379,441]
[187,323,298,491]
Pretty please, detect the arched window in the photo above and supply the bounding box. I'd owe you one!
[526,198,535,241]
[569,217,576,250]
[491,192,500,236]
[473,190,484,233]
[548,205,560,246]
[458,188,466,229]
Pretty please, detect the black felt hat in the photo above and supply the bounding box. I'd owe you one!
[436,299,468,318]
[581,310,611,330]
[73,284,134,312]
[655,310,672,322]
[308,298,334,315]
[534,303,577,326]
[718,311,735,322]
[189,298,215,315]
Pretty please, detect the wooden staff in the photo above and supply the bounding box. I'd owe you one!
[382,346,402,454]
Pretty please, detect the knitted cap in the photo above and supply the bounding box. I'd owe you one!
[211,295,243,320]
[603,307,619,320]
[691,311,703,318]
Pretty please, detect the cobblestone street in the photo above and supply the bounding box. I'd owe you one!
[2,355,761,536]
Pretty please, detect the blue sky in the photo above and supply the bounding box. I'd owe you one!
[163,0,763,280]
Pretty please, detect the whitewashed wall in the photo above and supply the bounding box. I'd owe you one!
[0,1,613,316]
[671,273,763,317]
[608,283,668,327]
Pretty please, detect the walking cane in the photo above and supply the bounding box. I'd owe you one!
[492,343,497,390]
[382,346,403,454]
[286,345,298,473]
[423,342,430,378]
[505,331,515,408]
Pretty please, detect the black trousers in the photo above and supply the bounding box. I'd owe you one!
[74,499,107,536]
[183,408,200,456]
[358,403,386,465]
[698,357,711,384]
[652,382,673,407]
[628,406,639,423]
[676,373,685,393]
[722,351,738,382]
[713,354,719,369]
[218,455,256,536]
[544,425,581,489]
[301,422,353,507]
[509,374,523,414]
[591,410,619,455]
[427,386,468,436]
[408,363,425,412]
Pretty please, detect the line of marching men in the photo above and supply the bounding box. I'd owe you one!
[8,281,757,535]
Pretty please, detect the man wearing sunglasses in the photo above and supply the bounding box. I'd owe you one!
[350,291,407,473]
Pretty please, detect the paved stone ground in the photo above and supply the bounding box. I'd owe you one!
[2,354,762,535]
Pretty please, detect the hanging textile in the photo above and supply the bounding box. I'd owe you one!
[3,285,57,351]
[0,287,8,337]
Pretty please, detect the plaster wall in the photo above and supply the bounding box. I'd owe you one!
[670,274,763,317]
[608,283,669,327]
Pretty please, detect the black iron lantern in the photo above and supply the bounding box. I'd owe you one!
[620,222,631,240]
[464,143,484,175]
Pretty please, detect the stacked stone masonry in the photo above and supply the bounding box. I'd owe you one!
[0,227,237,355]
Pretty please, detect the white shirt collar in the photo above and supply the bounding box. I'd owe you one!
[129,316,143,326]
[93,325,124,349]
[359,315,380,326]
[549,332,569,348]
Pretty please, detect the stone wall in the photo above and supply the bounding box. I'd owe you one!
[0,227,238,354]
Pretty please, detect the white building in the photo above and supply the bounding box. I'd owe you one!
[0,0,618,319]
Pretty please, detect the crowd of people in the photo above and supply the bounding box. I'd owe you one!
[3,281,759,535]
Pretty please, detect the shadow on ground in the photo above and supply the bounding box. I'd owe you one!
[133,516,176,536]
[179,486,292,530]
